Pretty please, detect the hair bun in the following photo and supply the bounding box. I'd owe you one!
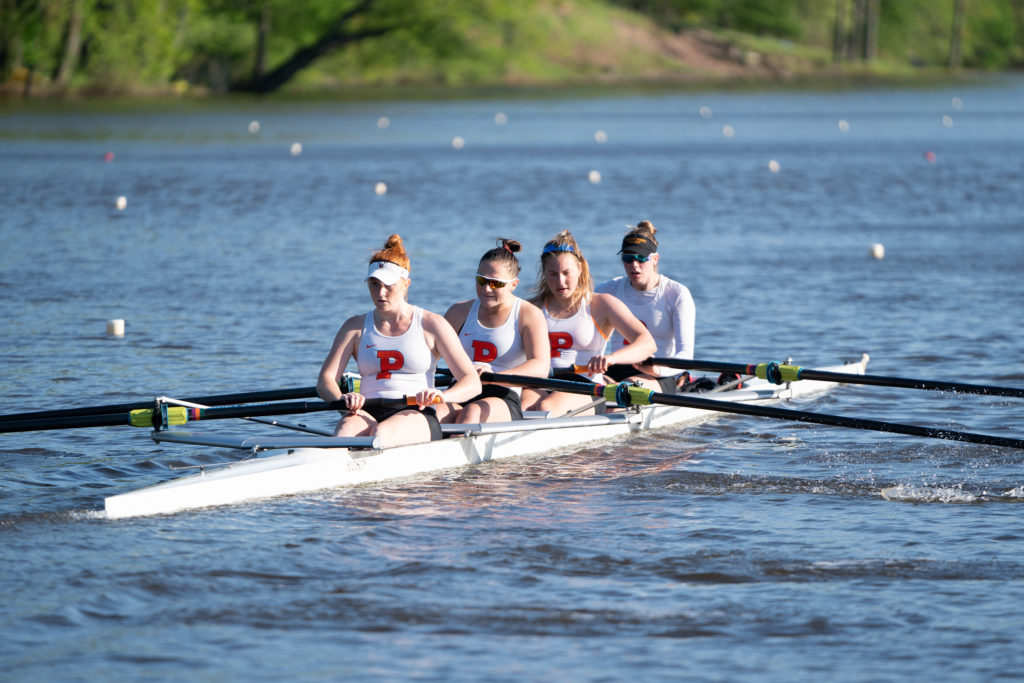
[498,238,522,254]
[636,220,656,235]
[370,233,411,270]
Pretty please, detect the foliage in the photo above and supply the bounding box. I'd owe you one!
[964,1,1018,68]
[1,0,1021,96]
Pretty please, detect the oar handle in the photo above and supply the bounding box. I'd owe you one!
[384,395,443,407]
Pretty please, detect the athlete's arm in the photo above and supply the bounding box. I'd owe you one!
[317,315,363,402]
[423,311,482,406]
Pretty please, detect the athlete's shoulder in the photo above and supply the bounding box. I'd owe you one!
[340,312,366,332]
[421,307,457,333]
[517,297,546,324]
[653,274,686,296]
[444,299,474,318]
[594,276,624,294]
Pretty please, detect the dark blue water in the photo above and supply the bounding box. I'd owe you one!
[2,77,1023,680]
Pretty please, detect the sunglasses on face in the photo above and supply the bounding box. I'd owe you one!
[475,273,516,289]
[620,253,651,264]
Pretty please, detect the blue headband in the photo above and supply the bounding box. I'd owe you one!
[542,243,575,255]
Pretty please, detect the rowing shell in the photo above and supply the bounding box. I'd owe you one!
[104,355,869,519]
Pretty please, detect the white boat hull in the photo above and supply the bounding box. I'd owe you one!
[105,356,868,519]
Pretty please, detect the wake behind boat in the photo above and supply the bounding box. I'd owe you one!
[104,354,870,519]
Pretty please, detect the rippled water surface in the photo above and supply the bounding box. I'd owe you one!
[2,78,1023,680]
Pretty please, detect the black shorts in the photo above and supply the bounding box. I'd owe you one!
[361,402,443,441]
[466,384,524,421]
[604,365,678,394]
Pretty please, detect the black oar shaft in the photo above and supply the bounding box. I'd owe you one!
[797,368,1024,398]
[647,392,1024,450]
[0,397,416,434]
[1,412,135,433]
[470,369,1024,450]
[644,358,1024,398]
[0,386,319,424]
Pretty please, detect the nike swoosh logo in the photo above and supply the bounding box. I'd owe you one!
[365,344,376,348]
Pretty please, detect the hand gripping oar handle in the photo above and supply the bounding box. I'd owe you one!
[641,357,1024,398]
[0,396,439,434]
[443,369,1024,451]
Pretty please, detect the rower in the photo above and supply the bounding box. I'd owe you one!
[595,220,697,393]
[439,238,550,424]
[316,234,481,448]
[521,230,655,416]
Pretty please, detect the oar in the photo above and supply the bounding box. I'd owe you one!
[0,396,436,434]
[641,357,1024,398]
[467,370,1024,451]
[0,386,320,424]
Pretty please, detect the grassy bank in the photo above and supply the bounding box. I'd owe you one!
[2,0,1019,99]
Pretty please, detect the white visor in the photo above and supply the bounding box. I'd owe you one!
[367,261,409,285]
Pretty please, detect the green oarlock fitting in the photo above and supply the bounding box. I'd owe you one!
[338,376,361,393]
[600,383,654,407]
[628,385,655,405]
[755,363,803,383]
[128,406,189,428]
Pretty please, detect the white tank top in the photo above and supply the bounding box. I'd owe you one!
[459,298,526,374]
[356,307,436,399]
[544,297,608,370]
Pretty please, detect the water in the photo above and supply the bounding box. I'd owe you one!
[2,77,1023,680]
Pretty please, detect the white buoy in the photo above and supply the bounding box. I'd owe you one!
[699,106,712,120]
[374,182,387,196]
[452,136,465,150]
[588,170,601,184]
[722,125,735,138]
[377,117,390,129]
[942,115,954,128]
[594,130,608,143]
[290,142,302,156]
[768,159,780,173]
[248,120,260,134]
[107,319,125,337]
[494,112,508,125]
[838,119,850,133]
[870,243,885,260]
[115,196,127,211]
[952,97,963,110]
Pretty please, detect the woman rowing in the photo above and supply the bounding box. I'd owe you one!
[317,234,481,448]
[595,220,695,393]
[522,230,656,416]
[439,239,550,423]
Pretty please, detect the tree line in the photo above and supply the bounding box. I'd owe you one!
[612,0,1021,68]
[2,0,1020,97]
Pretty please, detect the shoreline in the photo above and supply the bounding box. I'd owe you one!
[0,69,1013,107]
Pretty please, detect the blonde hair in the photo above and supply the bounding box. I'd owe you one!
[531,230,592,311]
[369,234,411,271]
